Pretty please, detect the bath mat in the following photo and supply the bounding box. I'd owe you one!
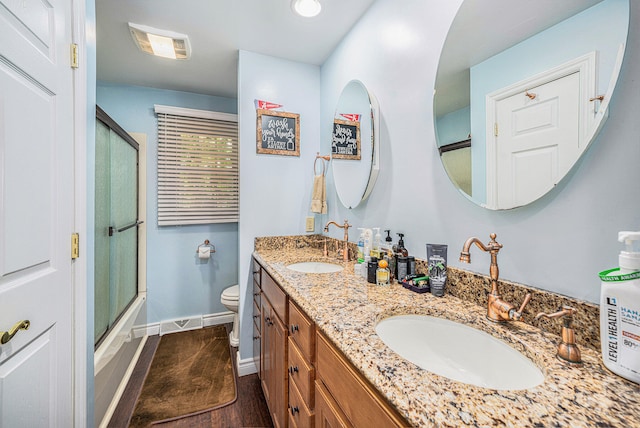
[128,325,237,427]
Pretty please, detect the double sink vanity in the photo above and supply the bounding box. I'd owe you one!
[252,235,640,427]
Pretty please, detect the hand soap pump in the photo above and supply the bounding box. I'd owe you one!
[396,233,408,257]
[599,231,640,384]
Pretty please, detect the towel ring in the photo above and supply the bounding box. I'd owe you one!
[314,153,330,176]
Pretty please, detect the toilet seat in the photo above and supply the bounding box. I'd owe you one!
[221,284,239,302]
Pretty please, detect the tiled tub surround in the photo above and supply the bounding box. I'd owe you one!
[254,235,640,427]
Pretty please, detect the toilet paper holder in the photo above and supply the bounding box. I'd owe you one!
[197,240,216,254]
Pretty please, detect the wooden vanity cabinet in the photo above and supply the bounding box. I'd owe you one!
[315,332,408,428]
[254,257,408,428]
[261,267,289,428]
[253,259,262,377]
[288,301,316,428]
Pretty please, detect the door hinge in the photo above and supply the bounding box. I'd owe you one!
[71,233,79,259]
[494,123,499,137]
[70,43,79,69]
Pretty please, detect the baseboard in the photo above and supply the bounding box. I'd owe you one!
[204,311,235,327]
[145,311,235,336]
[236,354,258,377]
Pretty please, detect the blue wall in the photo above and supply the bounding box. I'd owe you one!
[436,106,470,147]
[470,0,628,203]
[237,51,321,363]
[320,0,639,305]
[96,83,239,324]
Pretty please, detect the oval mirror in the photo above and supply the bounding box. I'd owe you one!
[434,0,629,210]
[331,80,379,209]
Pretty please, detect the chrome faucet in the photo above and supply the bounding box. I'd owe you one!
[459,233,531,323]
[324,219,352,262]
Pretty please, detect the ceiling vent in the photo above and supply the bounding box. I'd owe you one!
[128,22,191,60]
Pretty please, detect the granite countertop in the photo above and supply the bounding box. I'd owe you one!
[253,246,640,428]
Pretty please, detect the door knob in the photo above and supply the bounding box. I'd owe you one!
[1,320,30,345]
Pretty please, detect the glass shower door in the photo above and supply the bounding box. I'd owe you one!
[95,111,139,345]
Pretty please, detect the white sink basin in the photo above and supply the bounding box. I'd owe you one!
[375,315,544,390]
[286,261,344,274]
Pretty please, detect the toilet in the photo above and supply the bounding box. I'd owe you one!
[221,284,239,347]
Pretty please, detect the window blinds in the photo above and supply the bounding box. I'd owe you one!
[155,105,239,226]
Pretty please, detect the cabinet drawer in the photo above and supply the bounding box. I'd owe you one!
[289,301,315,362]
[253,299,261,331]
[262,271,287,322]
[253,321,261,377]
[315,380,352,428]
[253,280,261,307]
[289,374,314,428]
[288,337,314,409]
[253,258,261,284]
[316,332,407,428]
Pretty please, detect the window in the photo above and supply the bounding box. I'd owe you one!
[155,105,239,225]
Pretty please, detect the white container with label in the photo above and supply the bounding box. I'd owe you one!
[599,231,640,384]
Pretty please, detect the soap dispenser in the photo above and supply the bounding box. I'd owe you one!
[396,233,408,257]
[598,231,640,384]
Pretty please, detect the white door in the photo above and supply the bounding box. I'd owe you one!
[494,72,580,209]
[0,0,75,425]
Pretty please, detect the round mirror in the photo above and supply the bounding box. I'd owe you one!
[434,0,629,210]
[331,80,379,209]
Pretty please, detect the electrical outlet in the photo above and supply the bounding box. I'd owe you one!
[305,216,315,232]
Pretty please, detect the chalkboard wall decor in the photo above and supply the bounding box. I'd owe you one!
[331,119,360,160]
[256,109,300,156]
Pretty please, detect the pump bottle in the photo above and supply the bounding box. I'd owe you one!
[599,231,640,384]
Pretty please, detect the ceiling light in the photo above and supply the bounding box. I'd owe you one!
[291,0,322,18]
[128,23,191,60]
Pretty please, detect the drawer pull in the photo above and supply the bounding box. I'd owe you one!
[253,314,260,319]
[290,406,299,416]
[290,324,299,334]
[288,365,299,375]
[253,292,260,297]
[253,336,260,340]
[265,316,273,326]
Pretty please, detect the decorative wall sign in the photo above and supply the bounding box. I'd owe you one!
[256,109,300,156]
[331,119,360,160]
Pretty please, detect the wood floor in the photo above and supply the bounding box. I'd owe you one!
[108,325,273,428]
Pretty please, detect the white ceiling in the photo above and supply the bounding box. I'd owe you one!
[96,0,376,99]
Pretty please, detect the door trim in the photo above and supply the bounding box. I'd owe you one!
[72,0,88,425]
[485,52,596,210]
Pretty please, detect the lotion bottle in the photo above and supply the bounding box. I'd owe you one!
[364,228,373,259]
[599,231,640,384]
[372,228,382,258]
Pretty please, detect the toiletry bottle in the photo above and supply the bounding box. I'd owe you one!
[397,256,409,282]
[367,256,379,284]
[357,228,365,263]
[384,250,396,282]
[599,231,640,384]
[376,259,390,286]
[396,233,408,257]
[383,229,393,251]
[364,228,373,259]
[363,255,371,279]
[372,228,382,259]
[408,256,416,276]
